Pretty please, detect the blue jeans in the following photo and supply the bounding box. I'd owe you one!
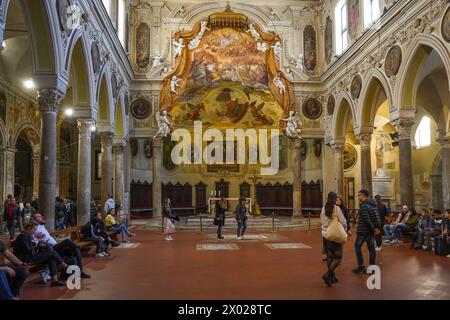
[355,234,376,267]
[395,224,415,240]
[0,270,15,300]
[237,219,247,237]
[383,224,398,241]
[109,224,128,241]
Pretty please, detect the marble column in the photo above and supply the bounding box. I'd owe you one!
[0,148,16,198]
[440,137,450,209]
[113,142,125,207]
[152,138,162,217]
[332,143,345,196]
[292,138,302,216]
[32,153,40,198]
[76,119,94,225]
[37,89,64,230]
[100,132,114,207]
[396,119,415,208]
[358,133,373,195]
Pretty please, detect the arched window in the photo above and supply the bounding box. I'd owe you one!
[335,0,348,55]
[415,116,432,149]
[364,0,381,29]
[118,0,127,47]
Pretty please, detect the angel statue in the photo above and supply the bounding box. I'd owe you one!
[256,42,269,52]
[282,111,303,139]
[273,73,286,95]
[152,54,163,68]
[153,110,172,139]
[198,20,210,37]
[246,23,261,40]
[170,76,181,94]
[271,41,282,61]
[173,38,185,58]
[294,53,304,71]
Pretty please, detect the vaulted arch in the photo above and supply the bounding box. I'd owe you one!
[333,92,356,140]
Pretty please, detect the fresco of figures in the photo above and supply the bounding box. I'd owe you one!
[170,27,284,129]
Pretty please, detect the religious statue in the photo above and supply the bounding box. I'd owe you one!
[246,23,261,40]
[173,38,185,58]
[256,42,269,52]
[294,53,304,71]
[282,111,303,139]
[273,73,286,95]
[271,41,282,61]
[284,67,294,81]
[153,110,172,139]
[189,20,210,50]
[170,76,181,94]
[152,54,162,68]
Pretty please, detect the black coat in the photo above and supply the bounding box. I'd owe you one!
[215,202,226,226]
[235,203,247,221]
[357,199,381,235]
[12,233,34,263]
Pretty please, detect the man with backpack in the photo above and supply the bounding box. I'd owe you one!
[353,189,381,274]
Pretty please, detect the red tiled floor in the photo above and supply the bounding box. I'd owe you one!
[19,228,450,300]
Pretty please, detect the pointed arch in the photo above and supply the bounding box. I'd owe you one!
[13,121,40,153]
[97,66,114,125]
[333,92,357,140]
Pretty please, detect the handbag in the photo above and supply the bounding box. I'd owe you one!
[326,207,348,244]
[213,218,220,226]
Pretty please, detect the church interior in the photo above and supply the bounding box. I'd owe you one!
[0,0,449,301]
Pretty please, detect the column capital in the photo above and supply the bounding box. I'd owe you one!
[394,118,415,140]
[292,137,303,148]
[152,137,163,148]
[77,119,96,133]
[37,88,64,113]
[99,132,114,147]
[331,143,345,153]
[113,144,126,154]
[358,133,372,149]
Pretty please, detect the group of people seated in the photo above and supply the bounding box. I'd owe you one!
[0,194,136,300]
[382,205,449,256]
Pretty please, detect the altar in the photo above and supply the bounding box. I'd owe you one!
[208,198,253,214]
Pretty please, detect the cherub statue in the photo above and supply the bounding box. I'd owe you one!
[154,110,172,139]
[198,20,210,36]
[271,41,282,61]
[246,23,261,40]
[152,54,162,68]
[173,38,185,58]
[273,73,286,94]
[282,111,303,139]
[170,76,181,94]
[189,21,210,50]
[295,53,304,71]
[256,42,269,52]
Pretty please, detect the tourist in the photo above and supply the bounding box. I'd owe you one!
[92,212,114,255]
[411,208,433,249]
[215,196,226,239]
[30,196,39,212]
[104,193,116,216]
[13,222,67,287]
[353,189,381,274]
[17,200,24,231]
[55,196,66,230]
[4,197,20,241]
[235,197,247,240]
[105,207,135,243]
[393,208,419,244]
[31,213,91,278]
[22,201,36,228]
[0,239,29,298]
[321,192,348,287]
[163,198,176,241]
[64,196,76,227]
[374,195,388,250]
[423,210,446,251]
[81,214,109,257]
[0,270,16,300]
[336,196,351,233]
[383,205,409,244]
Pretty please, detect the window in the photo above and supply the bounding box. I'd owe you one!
[102,0,112,17]
[118,0,126,47]
[415,116,431,149]
[335,0,348,55]
[364,0,381,28]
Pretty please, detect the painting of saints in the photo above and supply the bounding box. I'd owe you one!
[347,0,360,39]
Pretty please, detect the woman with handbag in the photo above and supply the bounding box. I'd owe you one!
[214,196,226,239]
[320,192,348,287]
[163,198,176,241]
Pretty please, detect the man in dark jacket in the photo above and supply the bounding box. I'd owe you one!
[353,189,381,274]
[235,197,247,240]
[4,198,21,241]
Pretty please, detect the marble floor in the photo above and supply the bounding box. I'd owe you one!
[16,228,450,300]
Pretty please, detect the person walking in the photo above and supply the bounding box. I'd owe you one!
[4,197,20,241]
[353,189,381,274]
[163,198,176,241]
[214,196,226,239]
[374,195,388,250]
[235,197,248,240]
[321,192,348,287]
